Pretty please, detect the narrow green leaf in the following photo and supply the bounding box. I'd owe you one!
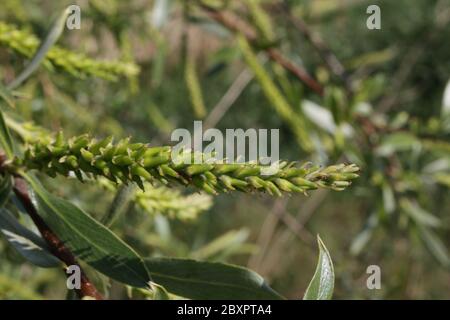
[0,208,60,268]
[376,132,420,156]
[303,235,335,300]
[191,229,250,261]
[350,214,378,256]
[0,110,14,158]
[185,55,207,118]
[0,174,12,207]
[400,198,441,228]
[23,173,151,287]
[0,83,15,109]
[442,78,450,118]
[7,8,71,89]
[145,257,284,300]
[382,183,396,214]
[419,226,450,268]
[149,281,170,300]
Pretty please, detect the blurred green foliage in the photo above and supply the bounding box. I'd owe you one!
[0,0,449,299]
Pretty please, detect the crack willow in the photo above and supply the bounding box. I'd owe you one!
[11,133,360,196]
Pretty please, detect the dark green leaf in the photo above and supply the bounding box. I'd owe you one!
[0,208,60,267]
[303,235,335,300]
[145,257,284,300]
[0,174,12,207]
[23,173,151,287]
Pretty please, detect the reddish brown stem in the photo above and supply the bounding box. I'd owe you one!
[200,4,324,95]
[12,176,104,300]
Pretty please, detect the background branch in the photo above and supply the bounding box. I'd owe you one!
[200,4,324,95]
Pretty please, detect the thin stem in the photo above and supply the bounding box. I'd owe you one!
[199,4,324,95]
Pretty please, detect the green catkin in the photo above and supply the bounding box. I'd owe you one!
[0,22,139,81]
[135,183,213,221]
[17,133,360,196]
[237,35,313,152]
[246,0,275,42]
[185,54,207,118]
[98,177,213,221]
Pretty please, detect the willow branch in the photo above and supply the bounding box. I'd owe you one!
[280,7,347,82]
[12,176,103,300]
[199,4,324,95]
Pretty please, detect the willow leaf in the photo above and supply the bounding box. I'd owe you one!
[303,235,335,300]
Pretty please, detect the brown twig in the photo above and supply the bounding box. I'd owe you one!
[200,4,324,95]
[12,176,103,300]
[278,5,348,84]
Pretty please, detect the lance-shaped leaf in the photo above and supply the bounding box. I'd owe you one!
[7,8,70,89]
[400,198,441,228]
[145,257,284,300]
[419,226,450,268]
[23,173,151,288]
[0,208,60,268]
[0,174,12,207]
[0,110,14,158]
[0,83,15,109]
[303,235,335,300]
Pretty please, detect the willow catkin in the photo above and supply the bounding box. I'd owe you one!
[98,177,212,221]
[17,133,360,196]
[246,0,276,42]
[185,54,207,118]
[135,184,213,221]
[0,22,139,81]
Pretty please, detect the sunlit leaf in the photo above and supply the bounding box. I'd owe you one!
[442,78,450,117]
[350,214,378,256]
[0,83,15,109]
[434,173,450,188]
[303,235,334,300]
[151,0,172,29]
[376,132,420,156]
